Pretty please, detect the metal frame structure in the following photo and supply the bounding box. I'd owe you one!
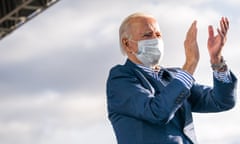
[0,0,60,40]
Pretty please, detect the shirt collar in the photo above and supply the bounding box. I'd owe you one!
[125,59,162,75]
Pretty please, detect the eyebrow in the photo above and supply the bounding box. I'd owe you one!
[141,31,161,36]
[141,31,153,35]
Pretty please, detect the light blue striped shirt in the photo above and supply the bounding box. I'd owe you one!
[136,64,231,90]
[213,69,231,83]
[175,70,195,89]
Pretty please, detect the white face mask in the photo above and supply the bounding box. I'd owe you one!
[134,38,164,67]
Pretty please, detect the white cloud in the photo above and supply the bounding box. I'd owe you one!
[194,102,240,143]
[0,8,100,63]
[0,91,108,144]
[226,0,240,5]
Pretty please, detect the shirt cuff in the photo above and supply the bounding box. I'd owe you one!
[213,69,231,83]
[175,70,195,89]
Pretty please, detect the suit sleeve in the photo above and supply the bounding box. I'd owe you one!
[107,67,191,125]
[189,71,237,113]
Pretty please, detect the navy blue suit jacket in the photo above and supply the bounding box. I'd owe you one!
[106,59,237,144]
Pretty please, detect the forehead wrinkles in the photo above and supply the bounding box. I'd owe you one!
[129,17,160,34]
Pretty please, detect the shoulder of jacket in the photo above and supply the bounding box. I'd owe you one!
[109,64,134,77]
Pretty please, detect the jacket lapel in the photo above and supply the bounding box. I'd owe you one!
[125,60,157,96]
[182,101,198,144]
[134,69,155,96]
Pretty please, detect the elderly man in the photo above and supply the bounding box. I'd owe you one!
[106,13,237,144]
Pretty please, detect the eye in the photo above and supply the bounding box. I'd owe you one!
[143,32,153,38]
[143,34,151,37]
[156,32,162,38]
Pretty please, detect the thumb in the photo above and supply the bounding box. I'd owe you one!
[208,25,214,38]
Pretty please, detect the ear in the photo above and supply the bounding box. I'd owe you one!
[121,38,132,53]
[122,38,129,48]
[122,38,135,54]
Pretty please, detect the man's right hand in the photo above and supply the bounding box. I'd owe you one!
[182,20,200,75]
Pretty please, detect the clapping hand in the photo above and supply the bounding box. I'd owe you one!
[208,17,229,64]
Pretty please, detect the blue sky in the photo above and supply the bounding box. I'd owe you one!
[0,0,239,143]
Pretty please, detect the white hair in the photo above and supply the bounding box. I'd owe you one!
[119,12,155,55]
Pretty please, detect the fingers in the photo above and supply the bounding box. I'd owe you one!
[221,17,229,33]
[192,20,197,28]
[191,20,198,37]
[186,20,198,39]
[219,17,229,36]
[190,20,197,32]
[208,17,229,38]
[217,28,224,39]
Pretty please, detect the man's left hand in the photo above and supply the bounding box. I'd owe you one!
[208,17,229,64]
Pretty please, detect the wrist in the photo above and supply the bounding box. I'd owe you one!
[184,58,199,68]
[210,55,222,64]
[211,56,228,72]
[182,61,198,75]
